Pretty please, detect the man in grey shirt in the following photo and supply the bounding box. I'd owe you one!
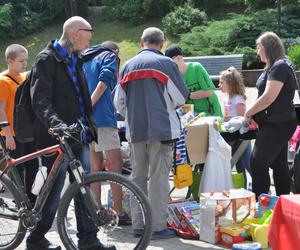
[114,27,189,239]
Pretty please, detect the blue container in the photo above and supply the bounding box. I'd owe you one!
[232,242,262,250]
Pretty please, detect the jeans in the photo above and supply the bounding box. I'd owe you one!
[26,145,99,247]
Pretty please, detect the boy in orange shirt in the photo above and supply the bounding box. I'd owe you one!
[0,44,33,188]
[0,44,28,152]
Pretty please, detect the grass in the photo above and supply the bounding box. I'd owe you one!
[0,13,177,71]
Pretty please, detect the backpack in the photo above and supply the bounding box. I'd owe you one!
[13,70,35,143]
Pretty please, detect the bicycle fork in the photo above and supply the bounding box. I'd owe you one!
[69,159,110,227]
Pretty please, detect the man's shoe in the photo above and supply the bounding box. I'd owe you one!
[151,228,177,240]
[26,239,61,250]
[118,212,132,226]
[79,242,116,250]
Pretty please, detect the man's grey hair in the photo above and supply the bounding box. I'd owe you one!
[141,27,164,45]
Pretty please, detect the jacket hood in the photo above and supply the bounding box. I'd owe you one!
[81,45,113,62]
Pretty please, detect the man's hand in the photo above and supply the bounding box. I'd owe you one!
[6,135,16,151]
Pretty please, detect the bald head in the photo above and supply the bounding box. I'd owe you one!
[59,16,93,54]
[62,16,92,38]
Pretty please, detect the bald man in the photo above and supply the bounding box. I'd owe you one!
[28,16,115,250]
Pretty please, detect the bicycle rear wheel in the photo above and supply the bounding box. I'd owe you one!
[57,172,152,250]
[0,172,26,250]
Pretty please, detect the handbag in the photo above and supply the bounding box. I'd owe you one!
[172,141,193,189]
[173,164,193,189]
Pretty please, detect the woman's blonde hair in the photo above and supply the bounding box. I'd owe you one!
[256,31,286,69]
[220,66,246,99]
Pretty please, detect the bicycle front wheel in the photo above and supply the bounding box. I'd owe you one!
[57,172,152,250]
[0,172,26,250]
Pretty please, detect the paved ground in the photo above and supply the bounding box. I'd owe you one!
[14,87,281,250]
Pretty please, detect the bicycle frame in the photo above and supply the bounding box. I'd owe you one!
[0,141,65,214]
[0,134,102,228]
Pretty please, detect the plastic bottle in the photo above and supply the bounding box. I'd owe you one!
[31,165,48,196]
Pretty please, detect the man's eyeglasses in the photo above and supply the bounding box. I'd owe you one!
[78,28,94,34]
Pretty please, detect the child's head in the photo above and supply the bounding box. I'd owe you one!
[164,44,185,66]
[5,44,28,74]
[219,66,246,99]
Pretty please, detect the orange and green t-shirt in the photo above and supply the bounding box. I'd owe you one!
[0,71,26,136]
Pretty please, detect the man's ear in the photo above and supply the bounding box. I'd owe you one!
[140,38,144,48]
[159,42,164,51]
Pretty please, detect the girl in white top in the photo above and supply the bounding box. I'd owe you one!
[219,66,246,120]
[219,66,252,188]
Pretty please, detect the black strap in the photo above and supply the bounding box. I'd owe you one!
[4,74,20,85]
[173,140,177,174]
[206,97,214,115]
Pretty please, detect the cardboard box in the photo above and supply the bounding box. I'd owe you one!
[181,104,194,114]
[185,119,208,164]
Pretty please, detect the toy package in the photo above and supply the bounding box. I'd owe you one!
[258,193,278,218]
[167,199,200,239]
[219,225,248,247]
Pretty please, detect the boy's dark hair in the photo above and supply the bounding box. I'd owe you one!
[164,45,182,58]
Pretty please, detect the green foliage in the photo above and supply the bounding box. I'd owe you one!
[98,5,118,21]
[245,0,298,12]
[87,0,99,6]
[178,4,300,69]
[233,46,263,69]
[288,45,300,70]
[193,0,245,15]
[0,1,64,41]
[162,3,207,37]
[114,0,171,24]
[0,3,13,29]
[63,0,90,17]
[101,0,118,6]
[178,19,236,56]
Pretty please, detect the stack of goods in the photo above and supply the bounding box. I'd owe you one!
[199,189,256,247]
[167,199,200,239]
[198,189,279,248]
[240,193,278,248]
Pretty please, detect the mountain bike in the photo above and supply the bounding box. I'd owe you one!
[0,121,152,250]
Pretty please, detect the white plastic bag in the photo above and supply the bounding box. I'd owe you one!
[199,122,233,193]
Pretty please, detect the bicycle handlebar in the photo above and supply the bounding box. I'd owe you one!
[48,123,80,139]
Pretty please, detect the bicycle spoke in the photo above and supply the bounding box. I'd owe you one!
[57,172,152,250]
[0,175,25,249]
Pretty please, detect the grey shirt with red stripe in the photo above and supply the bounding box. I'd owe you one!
[114,48,189,143]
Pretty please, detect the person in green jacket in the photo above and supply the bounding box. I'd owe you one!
[165,45,223,117]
